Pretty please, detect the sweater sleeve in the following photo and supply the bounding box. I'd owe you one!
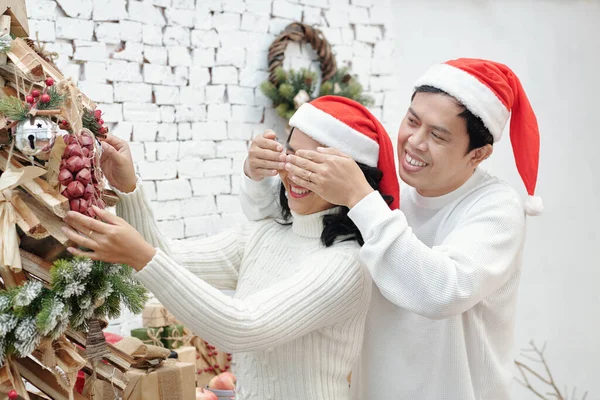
[114,179,244,290]
[348,190,526,320]
[239,170,282,221]
[133,246,370,353]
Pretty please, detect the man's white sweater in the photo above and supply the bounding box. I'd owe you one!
[239,167,526,399]
[115,183,372,400]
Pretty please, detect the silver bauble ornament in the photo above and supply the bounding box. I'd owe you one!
[14,117,55,159]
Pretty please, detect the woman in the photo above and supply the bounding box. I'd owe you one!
[62,96,399,399]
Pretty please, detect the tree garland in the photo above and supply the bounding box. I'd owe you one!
[0,257,147,366]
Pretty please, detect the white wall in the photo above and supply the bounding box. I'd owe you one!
[390,1,600,398]
[25,0,399,335]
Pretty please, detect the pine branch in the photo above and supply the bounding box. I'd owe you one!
[0,96,28,121]
[0,256,148,364]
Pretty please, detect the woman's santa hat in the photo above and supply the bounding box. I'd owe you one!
[414,58,543,216]
[289,95,400,210]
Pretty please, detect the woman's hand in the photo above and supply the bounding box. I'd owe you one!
[244,130,287,181]
[99,135,137,193]
[285,147,374,209]
[62,206,156,271]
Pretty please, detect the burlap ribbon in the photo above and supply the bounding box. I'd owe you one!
[36,337,87,400]
[0,357,31,400]
[56,78,84,133]
[143,327,164,348]
[114,336,171,369]
[0,164,47,272]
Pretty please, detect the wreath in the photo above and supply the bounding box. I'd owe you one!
[260,22,373,120]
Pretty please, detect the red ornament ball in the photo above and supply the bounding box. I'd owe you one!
[31,89,40,98]
[26,95,34,104]
[45,78,54,86]
[8,389,18,399]
[40,94,51,103]
[94,109,102,119]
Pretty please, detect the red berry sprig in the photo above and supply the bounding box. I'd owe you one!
[25,78,55,108]
[93,109,109,135]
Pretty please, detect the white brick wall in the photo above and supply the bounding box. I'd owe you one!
[27,0,396,336]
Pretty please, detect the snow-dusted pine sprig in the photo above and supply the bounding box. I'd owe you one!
[0,294,11,313]
[14,280,44,307]
[37,296,69,337]
[0,313,18,338]
[14,317,41,357]
[72,258,93,280]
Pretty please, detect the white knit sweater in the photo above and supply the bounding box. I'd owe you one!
[239,168,527,400]
[115,183,372,400]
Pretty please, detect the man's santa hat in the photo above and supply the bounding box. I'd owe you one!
[289,95,400,210]
[415,58,543,216]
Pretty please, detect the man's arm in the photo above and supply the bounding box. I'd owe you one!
[349,189,526,319]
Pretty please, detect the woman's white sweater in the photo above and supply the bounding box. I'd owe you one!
[239,168,527,400]
[115,183,372,400]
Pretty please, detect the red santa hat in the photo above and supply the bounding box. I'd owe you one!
[414,58,543,216]
[289,95,400,210]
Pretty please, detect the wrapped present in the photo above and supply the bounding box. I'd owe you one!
[163,324,194,349]
[142,302,178,328]
[130,327,166,348]
[124,361,196,400]
[114,336,171,369]
[174,346,197,365]
[191,336,232,388]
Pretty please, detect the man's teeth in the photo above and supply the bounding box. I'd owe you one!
[406,153,428,167]
[291,186,310,195]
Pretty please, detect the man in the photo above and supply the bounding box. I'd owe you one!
[239,58,542,399]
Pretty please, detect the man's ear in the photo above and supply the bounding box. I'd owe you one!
[468,144,493,167]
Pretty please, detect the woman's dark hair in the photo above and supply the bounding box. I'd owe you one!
[412,85,494,153]
[278,163,395,247]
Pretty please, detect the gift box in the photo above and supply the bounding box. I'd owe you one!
[130,326,166,348]
[192,337,232,388]
[124,361,196,400]
[174,346,197,365]
[142,302,178,328]
[163,324,189,349]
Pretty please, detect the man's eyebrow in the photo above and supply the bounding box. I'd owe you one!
[408,108,420,120]
[408,108,452,135]
[431,124,452,135]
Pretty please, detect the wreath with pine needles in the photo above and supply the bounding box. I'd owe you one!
[260,66,373,120]
[0,257,147,366]
[261,22,373,120]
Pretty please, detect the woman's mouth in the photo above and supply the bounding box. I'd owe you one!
[289,183,311,199]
